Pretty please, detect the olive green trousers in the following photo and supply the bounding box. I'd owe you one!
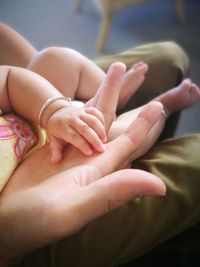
[20,42,200,267]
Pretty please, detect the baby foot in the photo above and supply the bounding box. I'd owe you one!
[155,79,200,116]
[118,61,148,109]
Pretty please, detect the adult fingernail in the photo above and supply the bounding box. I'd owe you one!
[108,62,126,79]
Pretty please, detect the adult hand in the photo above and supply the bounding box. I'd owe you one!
[0,63,166,266]
[45,62,126,163]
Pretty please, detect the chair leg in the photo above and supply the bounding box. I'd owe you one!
[74,0,83,12]
[176,0,187,23]
[97,12,113,51]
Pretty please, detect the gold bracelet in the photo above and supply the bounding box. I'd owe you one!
[38,96,71,127]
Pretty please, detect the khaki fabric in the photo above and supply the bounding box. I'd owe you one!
[19,42,200,267]
[95,41,189,109]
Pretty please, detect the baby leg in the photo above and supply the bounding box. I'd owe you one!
[28,47,105,99]
[28,47,148,108]
[110,79,200,137]
[155,79,200,116]
[0,22,36,67]
[109,79,200,163]
[118,61,148,109]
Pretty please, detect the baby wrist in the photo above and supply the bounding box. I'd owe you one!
[38,96,72,128]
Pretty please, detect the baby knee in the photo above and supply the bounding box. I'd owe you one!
[27,47,63,69]
[28,46,84,71]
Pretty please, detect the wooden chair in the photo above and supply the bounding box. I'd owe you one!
[75,0,186,51]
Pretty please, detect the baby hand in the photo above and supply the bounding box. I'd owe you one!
[46,105,107,163]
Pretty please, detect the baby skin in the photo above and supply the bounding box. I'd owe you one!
[29,50,200,164]
[28,47,148,110]
[108,77,200,163]
[118,61,148,108]
[0,62,199,266]
[155,79,200,115]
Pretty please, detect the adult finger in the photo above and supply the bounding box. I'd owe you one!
[86,62,126,132]
[90,101,164,177]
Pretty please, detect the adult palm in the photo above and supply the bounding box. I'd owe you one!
[0,63,165,266]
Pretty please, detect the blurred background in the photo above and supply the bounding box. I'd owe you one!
[0,0,200,136]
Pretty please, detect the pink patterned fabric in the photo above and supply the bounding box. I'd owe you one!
[0,113,39,192]
[0,114,37,159]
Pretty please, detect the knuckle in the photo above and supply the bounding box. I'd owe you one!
[80,123,90,133]
[68,130,78,141]
[86,107,102,118]
[55,117,65,128]
[67,116,76,125]
[85,106,96,113]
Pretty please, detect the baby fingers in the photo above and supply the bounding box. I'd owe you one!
[68,118,106,154]
[80,108,107,142]
[84,107,105,125]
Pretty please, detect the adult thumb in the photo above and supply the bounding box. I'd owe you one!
[65,169,166,233]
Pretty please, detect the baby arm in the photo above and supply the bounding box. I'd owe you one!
[0,66,106,162]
